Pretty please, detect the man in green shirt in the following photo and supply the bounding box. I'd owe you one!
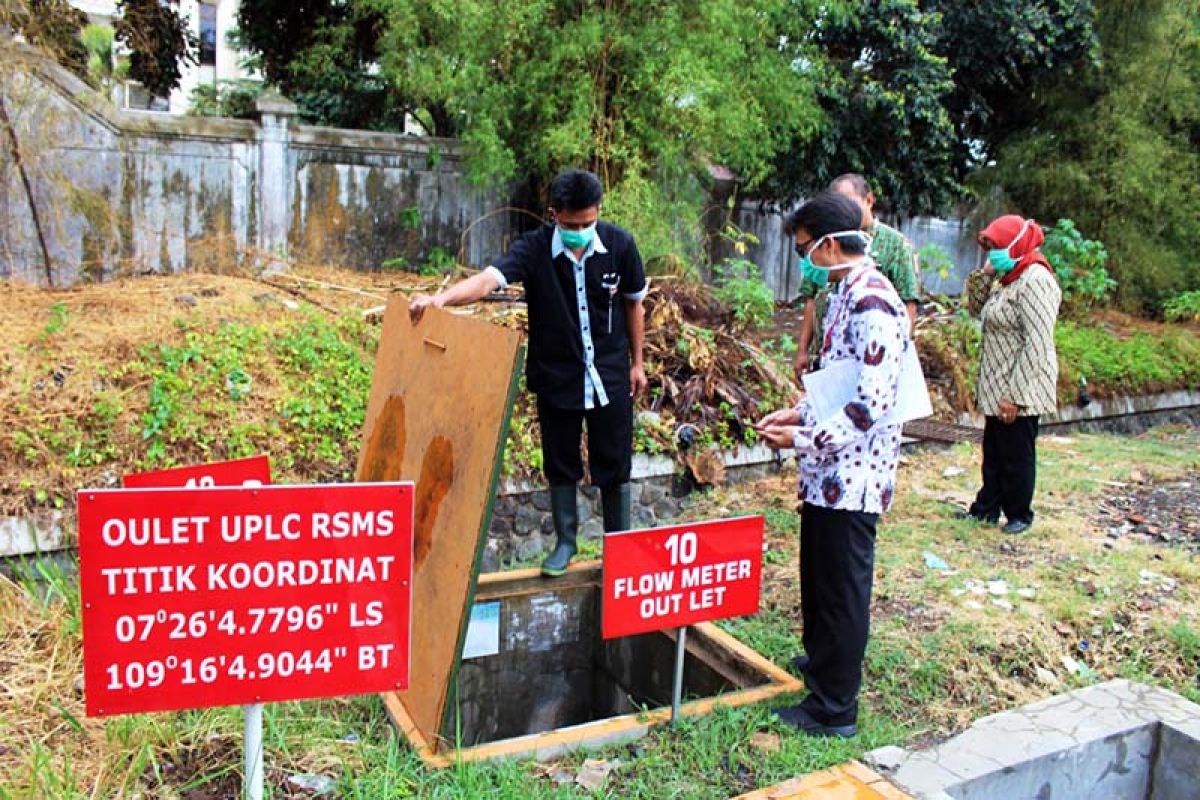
[794,173,921,378]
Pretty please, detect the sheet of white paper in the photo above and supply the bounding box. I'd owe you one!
[883,342,933,425]
[802,360,859,424]
[463,600,501,659]
[801,343,931,427]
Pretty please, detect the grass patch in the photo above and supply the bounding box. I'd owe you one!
[3,429,1200,796]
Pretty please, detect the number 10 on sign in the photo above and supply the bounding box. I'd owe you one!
[601,516,764,640]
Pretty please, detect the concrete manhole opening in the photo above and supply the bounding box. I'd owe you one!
[944,721,1200,800]
[390,563,801,765]
[872,680,1200,800]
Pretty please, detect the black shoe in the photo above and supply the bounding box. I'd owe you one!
[773,705,857,738]
[1002,519,1033,535]
[789,654,810,675]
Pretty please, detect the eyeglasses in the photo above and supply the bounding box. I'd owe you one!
[794,239,815,258]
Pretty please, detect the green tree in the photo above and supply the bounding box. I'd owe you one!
[930,0,1099,173]
[3,0,89,81]
[234,1,402,130]
[990,0,1200,311]
[765,0,958,215]
[765,1,1098,216]
[113,0,195,98]
[81,24,118,90]
[365,0,825,191]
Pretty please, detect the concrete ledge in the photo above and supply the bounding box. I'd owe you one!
[500,444,790,496]
[959,390,1200,428]
[0,512,68,558]
[867,679,1200,799]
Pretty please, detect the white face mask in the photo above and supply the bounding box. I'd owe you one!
[803,229,873,268]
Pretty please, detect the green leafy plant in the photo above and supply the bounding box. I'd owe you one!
[187,78,265,119]
[398,206,422,231]
[423,247,456,275]
[712,259,775,331]
[1163,290,1200,323]
[1041,219,1115,315]
[1055,321,1200,398]
[43,301,69,337]
[917,243,955,280]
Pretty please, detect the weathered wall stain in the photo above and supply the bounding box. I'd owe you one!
[414,435,454,570]
[0,49,508,285]
[360,395,407,482]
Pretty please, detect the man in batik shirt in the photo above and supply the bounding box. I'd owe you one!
[794,173,920,379]
[757,192,908,739]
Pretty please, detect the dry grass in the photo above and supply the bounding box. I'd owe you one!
[0,265,492,517]
[706,425,1200,736]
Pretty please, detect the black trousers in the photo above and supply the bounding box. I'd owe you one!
[536,392,632,489]
[798,503,877,726]
[969,415,1039,525]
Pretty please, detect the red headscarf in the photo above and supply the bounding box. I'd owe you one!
[981,215,1054,286]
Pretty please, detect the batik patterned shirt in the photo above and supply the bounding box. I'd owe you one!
[800,220,919,351]
[792,262,907,514]
[965,266,1061,417]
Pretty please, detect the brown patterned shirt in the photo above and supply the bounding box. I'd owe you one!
[966,266,1062,417]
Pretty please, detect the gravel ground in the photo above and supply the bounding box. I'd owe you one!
[1096,471,1200,551]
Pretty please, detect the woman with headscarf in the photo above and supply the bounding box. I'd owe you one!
[961,215,1062,534]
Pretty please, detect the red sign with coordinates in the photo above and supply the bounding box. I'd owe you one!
[78,482,413,717]
[602,516,764,639]
[121,455,272,489]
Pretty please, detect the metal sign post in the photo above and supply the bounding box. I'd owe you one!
[244,703,264,800]
[601,517,764,728]
[671,626,687,726]
[79,473,415,800]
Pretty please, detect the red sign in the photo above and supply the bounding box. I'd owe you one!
[78,483,413,716]
[602,516,764,639]
[122,455,272,489]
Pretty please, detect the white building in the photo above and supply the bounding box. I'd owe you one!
[70,0,250,114]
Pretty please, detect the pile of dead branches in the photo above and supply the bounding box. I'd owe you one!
[638,280,799,481]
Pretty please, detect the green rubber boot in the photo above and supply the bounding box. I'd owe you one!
[541,484,578,577]
[601,482,632,533]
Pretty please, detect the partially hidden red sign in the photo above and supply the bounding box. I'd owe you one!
[122,455,271,489]
[78,482,413,716]
[602,516,764,639]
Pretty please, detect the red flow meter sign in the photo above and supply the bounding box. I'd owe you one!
[122,455,272,489]
[78,482,413,717]
[602,516,764,639]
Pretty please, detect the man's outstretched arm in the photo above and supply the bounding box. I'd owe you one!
[409,271,502,322]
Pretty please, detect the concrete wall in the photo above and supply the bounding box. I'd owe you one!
[0,49,509,286]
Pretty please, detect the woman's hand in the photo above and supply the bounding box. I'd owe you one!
[998,399,1019,424]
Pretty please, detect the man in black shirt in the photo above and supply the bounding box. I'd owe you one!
[410,169,648,576]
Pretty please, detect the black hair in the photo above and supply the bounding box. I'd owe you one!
[828,172,871,199]
[784,192,867,255]
[549,169,604,211]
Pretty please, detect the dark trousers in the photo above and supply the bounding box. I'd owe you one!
[536,392,632,489]
[969,415,1039,525]
[799,503,877,726]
